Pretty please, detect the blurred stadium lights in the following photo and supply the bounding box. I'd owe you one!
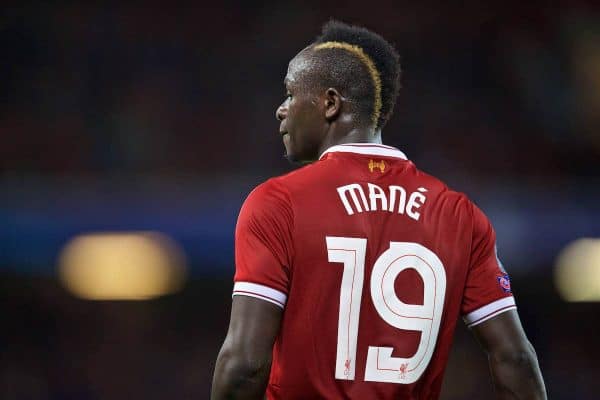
[554,238,600,302]
[58,231,187,300]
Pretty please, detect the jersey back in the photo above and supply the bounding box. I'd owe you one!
[233,143,516,400]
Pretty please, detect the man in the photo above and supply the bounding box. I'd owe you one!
[212,20,547,399]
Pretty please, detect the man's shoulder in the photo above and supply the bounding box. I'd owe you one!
[408,163,472,206]
[279,160,327,180]
[260,162,326,192]
[247,168,306,198]
[244,176,291,206]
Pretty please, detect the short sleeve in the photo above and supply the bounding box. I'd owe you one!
[461,202,516,327]
[233,179,294,309]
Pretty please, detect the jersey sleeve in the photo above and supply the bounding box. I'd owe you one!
[461,202,516,327]
[232,179,294,309]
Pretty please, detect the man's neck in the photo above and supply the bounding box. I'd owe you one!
[317,127,383,158]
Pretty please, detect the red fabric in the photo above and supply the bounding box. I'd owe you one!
[461,203,513,317]
[234,145,514,400]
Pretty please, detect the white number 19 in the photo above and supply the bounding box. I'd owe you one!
[326,236,447,384]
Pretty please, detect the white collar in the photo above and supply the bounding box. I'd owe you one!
[319,143,408,160]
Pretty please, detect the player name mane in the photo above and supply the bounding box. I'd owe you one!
[336,183,428,221]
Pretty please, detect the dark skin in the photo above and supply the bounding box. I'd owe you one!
[211,47,547,400]
[472,311,547,399]
[277,47,382,163]
[211,297,281,400]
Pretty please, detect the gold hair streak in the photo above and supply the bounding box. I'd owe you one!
[314,41,382,128]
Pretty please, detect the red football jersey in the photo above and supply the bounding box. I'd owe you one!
[233,143,515,399]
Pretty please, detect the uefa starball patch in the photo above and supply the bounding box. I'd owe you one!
[497,274,512,293]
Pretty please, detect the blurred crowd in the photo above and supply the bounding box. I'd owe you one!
[2,1,598,181]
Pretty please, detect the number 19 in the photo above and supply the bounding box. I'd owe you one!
[326,237,447,384]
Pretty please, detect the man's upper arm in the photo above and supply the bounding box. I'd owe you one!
[221,295,283,368]
[211,296,283,400]
[461,202,547,398]
[470,309,547,399]
[461,201,516,328]
[470,309,531,355]
[233,179,294,302]
[230,177,293,346]
[211,180,292,399]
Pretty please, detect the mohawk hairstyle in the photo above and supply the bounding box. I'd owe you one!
[313,20,401,130]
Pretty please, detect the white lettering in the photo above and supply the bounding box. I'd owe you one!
[388,185,407,213]
[337,184,370,215]
[406,191,427,221]
[337,183,428,221]
[368,183,387,212]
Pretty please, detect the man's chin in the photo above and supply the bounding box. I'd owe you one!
[284,152,314,166]
[283,143,318,165]
[284,152,304,165]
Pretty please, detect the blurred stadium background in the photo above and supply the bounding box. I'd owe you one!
[1,1,599,399]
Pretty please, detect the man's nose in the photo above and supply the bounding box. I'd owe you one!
[276,104,287,121]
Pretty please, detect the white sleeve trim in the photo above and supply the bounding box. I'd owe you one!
[232,281,287,309]
[463,297,516,328]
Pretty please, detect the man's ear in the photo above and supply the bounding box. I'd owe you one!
[324,88,342,121]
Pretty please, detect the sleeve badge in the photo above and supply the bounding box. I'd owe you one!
[497,274,512,293]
